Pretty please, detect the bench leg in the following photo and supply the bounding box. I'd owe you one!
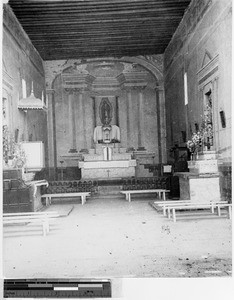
[172,208,176,222]
[163,192,166,201]
[167,208,171,219]
[46,220,50,234]
[46,197,50,207]
[228,206,232,219]
[42,221,47,236]
[211,203,214,214]
[217,206,221,217]
[81,196,85,205]
[162,205,166,216]
[128,194,131,202]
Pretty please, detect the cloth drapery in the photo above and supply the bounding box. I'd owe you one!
[93,125,120,143]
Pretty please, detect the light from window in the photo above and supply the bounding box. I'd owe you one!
[22,79,27,98]
[184,72,188,105]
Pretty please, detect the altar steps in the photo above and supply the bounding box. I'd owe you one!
[135,164,153,178]
[90,194,124,201]
[96,185,122,195]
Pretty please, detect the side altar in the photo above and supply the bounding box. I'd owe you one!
[175,151,221,203]
[78,97,137,179]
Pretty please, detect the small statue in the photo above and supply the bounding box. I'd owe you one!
[93,123,120,144]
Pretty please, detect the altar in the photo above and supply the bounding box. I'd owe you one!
[79,143,137,178]
[79,158,136,179]
[78,98,137,179]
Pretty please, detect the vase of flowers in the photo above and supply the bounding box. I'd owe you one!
[201,120,213,151]
[2,128,27,169]
[187,131,203,160]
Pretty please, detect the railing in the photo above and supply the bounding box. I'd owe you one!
[122,177,170,191]
[44,180,98,194]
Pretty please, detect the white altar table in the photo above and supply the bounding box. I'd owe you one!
[78,159,137,179]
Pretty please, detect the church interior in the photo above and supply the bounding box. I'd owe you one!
[1,0,232,283]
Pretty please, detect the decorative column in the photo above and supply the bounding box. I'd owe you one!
[126,87,133,147]
[116,96,119,127]
[91,96,96,149]
[92,97,96,128]
[213,77,219,151]
[156,85,167,163]
[78,90,87,149]
[46,89,57,178]
[137,86,145,149]
[65,88,78,153]
[155,87,162,163]
[199,87,204,129]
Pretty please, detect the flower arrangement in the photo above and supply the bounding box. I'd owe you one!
[12,143,27,168]
[2,127,27,168]
[3,125,10,163]
[201,119,213,149]
[187,116,214,155]
[186,131,203,154]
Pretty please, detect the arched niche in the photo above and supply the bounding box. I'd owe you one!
[46,56,167,169]
[46,55,163,89]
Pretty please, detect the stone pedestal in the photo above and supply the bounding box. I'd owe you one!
[175,173,220,202]
[188,151,218,174]
[175,151,221,203]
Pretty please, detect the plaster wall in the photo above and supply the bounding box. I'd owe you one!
[2,5,48,166]
[164,0,232,163]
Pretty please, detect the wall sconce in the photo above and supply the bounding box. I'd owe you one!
[219,110,226,128]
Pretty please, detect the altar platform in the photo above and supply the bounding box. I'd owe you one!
[175,151,221,203]
[79,159,137,179]
[78,143,137,179]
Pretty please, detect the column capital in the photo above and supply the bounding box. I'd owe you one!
[154,85,164,92]
[46,89,55,95]
[121,85,146,93]
[64,87,82,94]
[132,85,146,92]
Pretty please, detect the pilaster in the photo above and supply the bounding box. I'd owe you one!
[46,89,56,170]
[64,88,79,153]
[155,85,167,163]
[133,86,146,149]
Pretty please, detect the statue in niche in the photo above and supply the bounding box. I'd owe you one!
[93,97,120,144]
[203,90,213,149]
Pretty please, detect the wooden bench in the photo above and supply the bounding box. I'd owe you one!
[121,189,170,202]
[41,192,91,206]
[154,200,192,216]
[154,200,229,217]
[165,201,228,218]
[165,202,232,222]
[3,211,60,236]
[216,203,232,219]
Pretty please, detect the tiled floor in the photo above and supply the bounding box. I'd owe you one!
[3,197,232,278]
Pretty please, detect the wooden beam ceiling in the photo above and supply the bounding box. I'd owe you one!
[8,0,191,60]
